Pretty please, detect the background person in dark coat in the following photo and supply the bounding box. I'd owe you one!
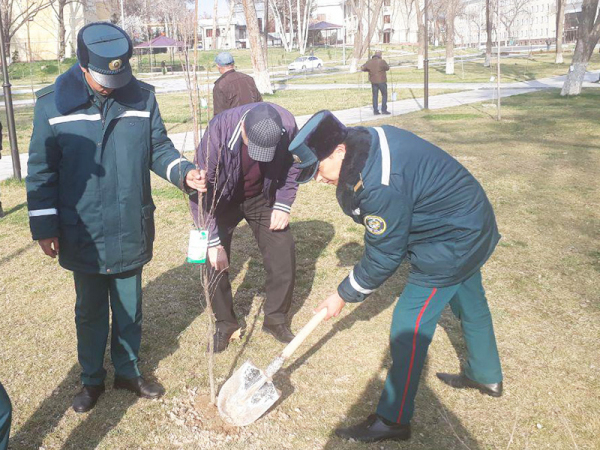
[26,22,204,414]
[289,111,503,443]
[191,102,300,352]
[361,51,391,115]
[213,52,263,116]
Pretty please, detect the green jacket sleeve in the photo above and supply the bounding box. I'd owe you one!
[149,97,195,189]
[26,100,61,241]
[338,186,412,302]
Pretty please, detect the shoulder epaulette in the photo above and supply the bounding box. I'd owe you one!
[35,84,55,99]
[137,80,156,93]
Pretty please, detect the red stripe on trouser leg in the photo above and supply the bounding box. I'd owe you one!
[396,287,437,423]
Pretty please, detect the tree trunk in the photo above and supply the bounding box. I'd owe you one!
[241,0,273,94]
[555,0,566,63]
[485,0,492,66]
[349,0,384,72]
[445,2,455,75]
[212,0,219,49]
[560,0,600,96]
[57,0,66,60]
[415,0,424,69]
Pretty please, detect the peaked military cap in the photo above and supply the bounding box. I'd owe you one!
[288,110,348,183]
[77,22,133,89]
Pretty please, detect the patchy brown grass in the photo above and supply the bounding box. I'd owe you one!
[0,89,598,449]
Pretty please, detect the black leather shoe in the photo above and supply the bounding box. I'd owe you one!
[373,110,381,115]
[73,384,105,413]
[382,110,391,115]
[114,376,165,399]
[208,328,239,353]
[436,373,503,397]
[262,323,295,344]
[335,414,411,442]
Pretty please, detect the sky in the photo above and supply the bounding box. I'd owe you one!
[197,0,230,17]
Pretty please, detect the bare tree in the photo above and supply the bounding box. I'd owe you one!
[347,0,385,72]
[221,0,239,46]
[484,0,494,66]
[561,0,600,95]
[269,0,293,51]
[296,0,315,54]
[415,0,426,69]
[555,0,566,63]
[499,0,531,46]
[51,0,84,60]
[211,0,219,49]
[1,0,55,56]
[241,0,273,93]
[444,0,461,74]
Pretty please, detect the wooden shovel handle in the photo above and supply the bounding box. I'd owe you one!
[281,308,328,359]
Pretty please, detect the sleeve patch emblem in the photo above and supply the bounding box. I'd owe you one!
[364,215,387,235]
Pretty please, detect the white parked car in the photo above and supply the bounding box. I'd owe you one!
[287,56,323,72]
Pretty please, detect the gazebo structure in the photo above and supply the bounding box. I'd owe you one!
[134,35,186,73]
[307,21,343,47]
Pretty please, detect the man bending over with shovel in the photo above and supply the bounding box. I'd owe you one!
[288,111,503,443]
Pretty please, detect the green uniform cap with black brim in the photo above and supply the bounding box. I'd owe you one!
[289,110,348,183]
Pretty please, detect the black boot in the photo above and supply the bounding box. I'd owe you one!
[114,376,165,399]
[335,414,411,442]
[72,384,105,413]
[262,323,295,344]
[208,328,240,353]
[436,373,503,397]
[373,110,381,115]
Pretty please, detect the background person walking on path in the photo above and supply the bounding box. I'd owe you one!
[26,22,204,415]
[213,52,263,116]
[361,51,390,115]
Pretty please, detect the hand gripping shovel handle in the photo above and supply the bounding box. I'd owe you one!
[282,308,328,359]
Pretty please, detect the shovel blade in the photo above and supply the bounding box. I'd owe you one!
[217,360,281,426]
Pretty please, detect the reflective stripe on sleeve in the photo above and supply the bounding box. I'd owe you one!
[349,269,374,294]
[166,157,188,183]
[28,208,58,217]
[374,127,391,186]
[273,202,291,213]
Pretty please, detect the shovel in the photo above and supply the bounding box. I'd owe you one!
[217,308,328,426]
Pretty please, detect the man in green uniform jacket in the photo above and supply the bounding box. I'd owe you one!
[26,22,203,413]
[289,111,503,443]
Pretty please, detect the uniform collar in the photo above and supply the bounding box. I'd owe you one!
[55,63,147,115]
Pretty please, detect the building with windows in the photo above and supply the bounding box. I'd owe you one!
[10,0,110,62]
[456,0,582,47]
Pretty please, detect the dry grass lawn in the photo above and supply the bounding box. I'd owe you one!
[0,89,599,449]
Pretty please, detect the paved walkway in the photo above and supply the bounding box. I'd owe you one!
[2,72,599,181]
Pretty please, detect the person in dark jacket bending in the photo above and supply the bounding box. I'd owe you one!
[289,111,503,443]
[26,23,204,414]
[213,52,263,116]
[191,102,300,352]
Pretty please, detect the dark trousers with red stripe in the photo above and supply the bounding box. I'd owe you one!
[210,194,296,333]
[376,269,502,424]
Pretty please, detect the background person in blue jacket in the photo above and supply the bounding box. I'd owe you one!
[289,111,503,443]
[26,22,204,414]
